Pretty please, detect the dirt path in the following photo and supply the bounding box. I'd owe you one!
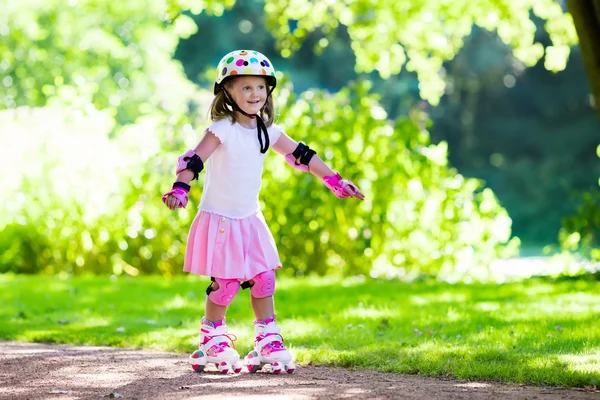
[0,342,597,400]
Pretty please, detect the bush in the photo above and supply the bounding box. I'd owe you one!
[263,80,519,280]
[0,82,518,280]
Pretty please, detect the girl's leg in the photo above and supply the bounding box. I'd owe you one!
[205,280,228,321]
[246,292,295,374]
[189,280,242,374]
[250,294,275,321]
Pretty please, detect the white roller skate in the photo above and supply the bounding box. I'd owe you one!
[244,316,295,374]
[189,319,243,374]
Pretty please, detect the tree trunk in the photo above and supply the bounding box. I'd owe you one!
[567,0,600,118]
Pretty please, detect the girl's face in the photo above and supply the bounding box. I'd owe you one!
[228,76,268,115]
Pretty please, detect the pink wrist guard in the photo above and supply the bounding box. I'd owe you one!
[162,185,189,208]
[322,173,358,199]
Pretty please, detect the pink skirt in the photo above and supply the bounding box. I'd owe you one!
[183,211,281,280]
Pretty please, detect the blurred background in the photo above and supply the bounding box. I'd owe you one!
[1,0,598,282]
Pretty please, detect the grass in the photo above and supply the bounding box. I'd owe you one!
[1,273,599,388]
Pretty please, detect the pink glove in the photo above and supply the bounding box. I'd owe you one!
[323,173,359,199]
[162,184,189,208]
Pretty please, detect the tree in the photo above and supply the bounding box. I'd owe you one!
[2,0,587,278]
[567,0,600,117]
[260,0,578,105]
[0,0,224,123]
[557,1,600,263]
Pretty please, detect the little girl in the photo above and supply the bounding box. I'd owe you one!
[162,50,364,375]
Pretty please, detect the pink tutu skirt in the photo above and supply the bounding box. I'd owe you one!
[183,211,281,280]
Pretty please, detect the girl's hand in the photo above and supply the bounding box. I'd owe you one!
[164,194,183,210]
[162,185,189,209]
[323,173,365,200]
[345,182,365,200]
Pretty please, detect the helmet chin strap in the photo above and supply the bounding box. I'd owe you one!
[223,88,274,154]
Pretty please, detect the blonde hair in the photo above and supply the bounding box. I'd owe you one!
[208,77,275,127]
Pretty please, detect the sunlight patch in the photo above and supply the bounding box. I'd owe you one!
[411,291,467,306]
[455,382,492,388]
[475,302,500,312]
[76,317,110,327]
[342,306,398,320]
[501,301,598,321]
[560,353,600,374]
[282,319,322,338]
[161,295,189,310]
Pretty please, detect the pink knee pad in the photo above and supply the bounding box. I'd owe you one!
[207,278,240,306]
[250,270,276,298]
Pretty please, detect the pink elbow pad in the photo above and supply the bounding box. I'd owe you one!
[285,142,315,172]
[323,173,358,199]
[176,149,196,175]
[285,154,310,172]
[176,149,204,180]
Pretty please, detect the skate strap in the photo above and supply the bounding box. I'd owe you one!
[202,324,229,335]
[257,333,284,349]
[255,323,281,335]
[205,333,237,350]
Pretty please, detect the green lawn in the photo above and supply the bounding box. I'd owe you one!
[1,274,599,387]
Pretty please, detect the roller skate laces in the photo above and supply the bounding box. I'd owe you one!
[189,319,243,374]
[245,316,296,374]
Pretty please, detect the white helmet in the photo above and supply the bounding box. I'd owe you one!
[214,50,277,94]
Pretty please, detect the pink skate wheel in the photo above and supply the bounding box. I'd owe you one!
[191,350,204,359]
[272,362,281,375]
[247,364,260,373]
[220,362,229,374]
[191,364,204,372]
[286,368,295,374]
[190,350,205,373]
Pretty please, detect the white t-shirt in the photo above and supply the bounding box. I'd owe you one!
[199,118,283,219]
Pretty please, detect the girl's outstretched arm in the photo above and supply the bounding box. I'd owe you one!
[163,130,221,210]
[272,132,365,200]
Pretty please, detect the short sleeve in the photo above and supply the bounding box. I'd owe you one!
[268,123,283,145]
[206,119,233,144]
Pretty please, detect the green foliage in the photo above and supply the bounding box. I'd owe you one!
[0,107,189,275]
[0,82,517,279]
[0,0,220,123]
[431,28,600,246]
[559,188,600,262]
[260,0,578,104]
[176,2,597,248]
[2,274,599,387]
[0,0,222,276]
[0,0,520,279]
[262,80,518,280]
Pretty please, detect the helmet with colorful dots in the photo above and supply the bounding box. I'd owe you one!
[214,50,277,94]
